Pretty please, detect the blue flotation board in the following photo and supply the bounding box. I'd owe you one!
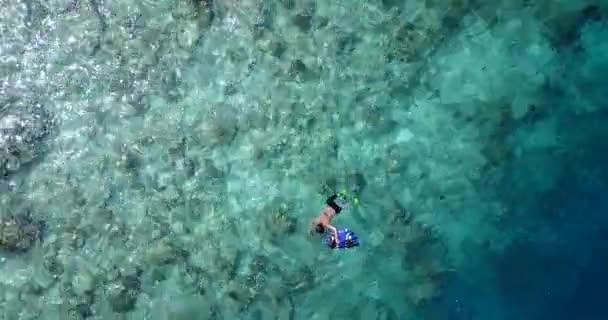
[325,228,360,249]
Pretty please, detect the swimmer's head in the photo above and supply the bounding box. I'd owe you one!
[315,224,325,234]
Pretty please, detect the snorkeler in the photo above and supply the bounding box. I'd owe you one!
[309,194,345,239]
[309,193,360,249]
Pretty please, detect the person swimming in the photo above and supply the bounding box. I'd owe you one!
[308,194,346,239]
[309,194,360,249]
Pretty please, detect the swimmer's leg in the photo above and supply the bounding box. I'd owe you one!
[326,194,350,213]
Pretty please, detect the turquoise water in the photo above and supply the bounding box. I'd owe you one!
[1,1,607,319]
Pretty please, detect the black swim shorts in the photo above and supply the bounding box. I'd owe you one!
[326,194,343,214]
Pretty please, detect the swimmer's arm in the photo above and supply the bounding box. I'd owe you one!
[326,224,339,240]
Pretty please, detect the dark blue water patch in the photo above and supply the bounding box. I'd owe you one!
[464,163,607,320]
[539,240,608,320]
[433,87,608,319]
[432,190,608,320]
[524,189,608,320]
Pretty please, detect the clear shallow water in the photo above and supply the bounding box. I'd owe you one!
[1,0,607,319]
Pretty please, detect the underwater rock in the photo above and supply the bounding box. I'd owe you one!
[385,20,438,63]
[345,172,367,193]
[202,158,224,180]
[0,179,14,192]
[144,240,188,266]
[320,176,338,195]
[256,35,287,59]
[107,283,138,313]
[197,109,238,146]
[384,0,483,64]
[320,171,367,195]
[252,4,274,39]
[72,267,96,296]
[73,303,93,319]
[375,303,399,320]
[0,213,45,253]
[335,32,361,54]
[191,0,215,29]
[227,279,253,304]
[270,39,288,58]
[405,278,441,306]
[293,12,313,31]
[288,59,309,79]
[283,265,315,295]
[232,261,286,309]
[389,200,412,226]
[0,104,52,177]
[399,222,451,307]
[259,203,297,243]
[43,255,65,276]
[249,254,271,275]
[107,273,142,313]
[479,103,516,172]
[279,0,295,10]
[535,1,606,48]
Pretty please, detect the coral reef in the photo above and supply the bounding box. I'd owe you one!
[382,0,485,65]
[0,104,52,177]
[531,1,608,48]
[0,212,45,253]
[399,221,452,307]
[196,109,240,147]
[260,203,298,243]
[0,0,605,319]
[106,271,143,313]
